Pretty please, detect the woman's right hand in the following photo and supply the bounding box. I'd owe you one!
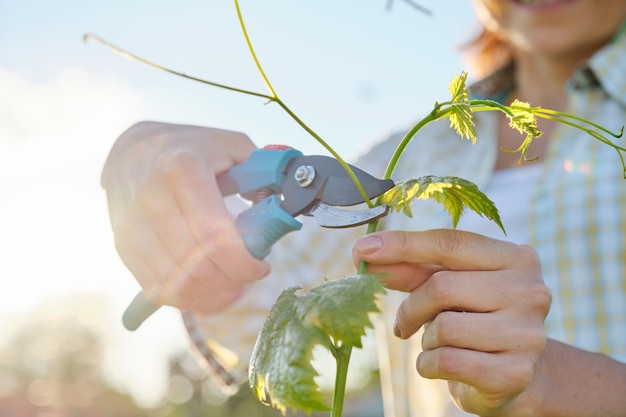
[102,121,270,314]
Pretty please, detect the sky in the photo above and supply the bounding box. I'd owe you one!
[0,0,478,407]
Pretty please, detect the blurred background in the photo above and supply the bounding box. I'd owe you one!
[1,0,477,415]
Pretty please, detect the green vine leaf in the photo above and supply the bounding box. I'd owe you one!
[505,99,544,161]
[447,71,477,143]
[383,175,505,234]
[249,287,331,415]
[508,100,542,137]
[249,274,385,415]
[296,274,386,348]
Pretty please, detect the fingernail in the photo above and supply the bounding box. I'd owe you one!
[355,235,382,254]
[393,319,402,338]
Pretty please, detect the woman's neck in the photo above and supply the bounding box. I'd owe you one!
[493,51,583,170]
[511,37,605,109]
[512,52,575,111]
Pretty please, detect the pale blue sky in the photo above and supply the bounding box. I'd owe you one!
[2,0,478,155]
[0,0,479,406]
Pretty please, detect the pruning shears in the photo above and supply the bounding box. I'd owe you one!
[122,145,395,331]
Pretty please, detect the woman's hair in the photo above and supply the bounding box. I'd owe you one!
[461,0,512,79]
[462,27,512,79]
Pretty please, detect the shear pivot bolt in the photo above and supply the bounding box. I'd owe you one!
[294,165,316,187]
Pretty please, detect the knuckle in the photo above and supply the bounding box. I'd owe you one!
[423,313,453,349]
[508,245,552,317]
[505,355,535,392]
[416,350,437,378]
[155,148,198,181]
[223,130,252,145]
[422,346,458,377]
[516,244,542,271]
[524,281,553,317]
[212,129,255,157]
[119,121,159,140]
[428,270,459,301]
[431,311,458,345]
[524,327,548,353]
[394,231,413,256]
[113,231,129,258]
[430,229,466,255]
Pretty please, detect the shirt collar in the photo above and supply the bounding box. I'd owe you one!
[581,19,626,108]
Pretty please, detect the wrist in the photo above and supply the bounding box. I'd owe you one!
[494,339,626,417]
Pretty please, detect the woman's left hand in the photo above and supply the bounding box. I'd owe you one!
[353,229,552,416]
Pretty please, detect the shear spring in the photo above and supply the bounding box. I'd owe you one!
[182,311,240,393]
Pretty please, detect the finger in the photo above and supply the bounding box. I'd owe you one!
[122,122,257,176]
[115,212,245,313]
[354,229,525,271]
[365,262,443,293]
[170,154,270,283]
[134,164,200,263]
[395,270,506,338]
[352,240,443,293]
[397,266,550,340]
[114,213,198,305]
[417,347,536,408]
[114,217,163,294]
[421,310,547,353]
[143,148,270,285]
[355,230,542,298]
[200,128,258,173]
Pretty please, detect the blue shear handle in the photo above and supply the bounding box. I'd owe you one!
[122,195,301,331]
[122,292,160,331]
[235,194,302,259]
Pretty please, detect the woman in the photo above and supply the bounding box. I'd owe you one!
[102,1,626,415]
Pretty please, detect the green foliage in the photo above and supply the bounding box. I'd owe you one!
[447,72,476,142]
[503,99,544,161]
[383,175,505,233]
[508,100,542,138]
[296,275,386,349]
[249,287,331,415]
[249,275,385,415]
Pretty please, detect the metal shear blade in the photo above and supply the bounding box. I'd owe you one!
[310,202,389,228]
[281,155,395,227]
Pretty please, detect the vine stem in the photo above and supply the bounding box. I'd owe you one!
[383,107,443,180]
[330,343,353,417]
[85,4,375,207]
[232,0,373,206]
[82,34,273,100]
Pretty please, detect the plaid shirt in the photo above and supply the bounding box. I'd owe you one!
[186,27,626,417]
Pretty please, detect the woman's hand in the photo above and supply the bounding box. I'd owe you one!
[353,229,552,416]
[103,121,270,314]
